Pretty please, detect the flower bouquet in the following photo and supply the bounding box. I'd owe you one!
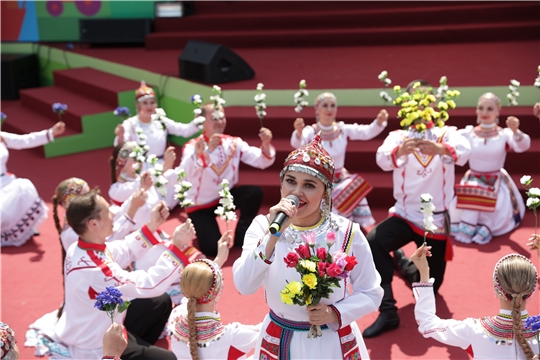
[254,83,267,128]
[507,79,520,107]
[294,80,309,113]
[378,70,393,104]
[280,231,358,338]
[209,85,226,120]
[147,154,168,198]
[393,78,459,133]
[52,103,68,122]
[214,179,236,231]
[128,143,146,175]
[94,286,130,325]
[174,169,193,208]
[113,107,130,120]
[191,94,206,129]
[420,193,437,245]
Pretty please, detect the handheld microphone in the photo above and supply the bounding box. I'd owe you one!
[269,195,299,234]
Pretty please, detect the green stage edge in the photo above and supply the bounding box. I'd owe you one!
[2,43,539,158]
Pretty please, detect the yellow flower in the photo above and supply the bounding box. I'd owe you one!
[438,101,448,110]
[281,292,293,305]
[415,123,427,132]
[440,111,449,121]
[285,281,302,296]
[437,119,445,128]
[426,94,437,103]
[412,93,422,101]
[299,259,316,272]
[446,100,456,109]
[393,85,401,92]
[302,273,318,289]
[401,92,410,98]
[305,295,312,306]
[393,97,403,105]
[413,82,421,89]
[453,90,461,97]
[419,98,431,107]
[421,110,432,121]
[431,110,440,119]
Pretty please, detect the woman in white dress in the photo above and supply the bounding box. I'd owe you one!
[233,135,383,359]
[1,121,64,247]
[411,245,539,359]
[169,259,261,360]
[291,92,388,229]
[451,93,531,244]
[113,80,202,162]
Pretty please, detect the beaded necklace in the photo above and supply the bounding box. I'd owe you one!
[473,125,501,144]
[281,213,338,245]
[314,122,341,144]
[174,314,225,348]
[479,313,538,345]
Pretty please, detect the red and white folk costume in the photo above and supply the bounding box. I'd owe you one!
[180,133,275,208]
[54,226,189,359]
[169,259,261,359]
[113,81,201,159]
[413,254,539,359]
[233,136,383,359]
[450,94,531,244]
[376,125,471,242]
[291,93,386,227]
[1,130,53,247]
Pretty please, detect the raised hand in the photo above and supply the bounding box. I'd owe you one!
[410,244,432,282]
[163,146,177,171]
[52,121,66,137]
[294,118,305,138]
[114,124,125,143]
[146,201,169,233]
[376,109,389,126]
[214,230,232,267]
[505,116,520,134]
[172,218,196,251]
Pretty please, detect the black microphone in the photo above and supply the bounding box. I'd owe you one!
[269,195,299,234]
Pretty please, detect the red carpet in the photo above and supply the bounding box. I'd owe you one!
[2,143,539,360]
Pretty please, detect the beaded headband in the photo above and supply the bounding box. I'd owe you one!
[60,178,89,208]
[493,253,538,301]
[194,259,224,304]
[0,322,16,360]
[116,141,139,169]
[135,80,155,102]
[478,92,502,111]
[314,92,337,111]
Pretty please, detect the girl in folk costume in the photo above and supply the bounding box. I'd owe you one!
[233,135,383,359]
[412,246,540,359]
[113,80,201,163]
[109,141,177,215]
[169,259,261,360]
[1,120,65,247]
[291,92,388,229]
[451,93,531,245]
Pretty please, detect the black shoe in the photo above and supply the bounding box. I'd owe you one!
[393,249,420,284]
[363,312,400,338]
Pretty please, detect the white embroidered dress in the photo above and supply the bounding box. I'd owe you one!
[450,125,530,244]
[232,214,383,359]
[1,130,51,247]
[291,120,386,227]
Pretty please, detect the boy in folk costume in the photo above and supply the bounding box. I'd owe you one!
[363,80,471,338]
[179,102,275,257]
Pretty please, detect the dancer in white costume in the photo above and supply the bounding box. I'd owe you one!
[411,246,539,359]
[169,259,261,360]
[1,121,65,247]
[451,93,531,244]
[291,92,388,228]
[233,135,383,359]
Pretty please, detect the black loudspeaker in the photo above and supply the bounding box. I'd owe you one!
[1,54,40,100]
[79,19,152,44]
[179,40,255,84]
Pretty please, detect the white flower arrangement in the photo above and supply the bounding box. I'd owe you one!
[209,85,226,120]
[436,76,449,100]
[378,70,393,104]
[174,169,194,208]
[521,175,540,253]
[129,141,147,174]
[147,155,168,197]
[534,65,540,90]
[215,179,236,229]
[152,108,168,130]
[191,94,206,130]
[294,79,309,113]
[254,83,267,128]
[507,79,520,106]
[420,193,437,244]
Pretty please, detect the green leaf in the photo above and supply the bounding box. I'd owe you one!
[118,300,131,313]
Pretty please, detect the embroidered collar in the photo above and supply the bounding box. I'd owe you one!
[317,121,335,131]
[282,213,338,245]
[77,239,106,252]
[314,122,341,142]
[480,310,537,342]
[174,312,225,348]
[473,125,501,139]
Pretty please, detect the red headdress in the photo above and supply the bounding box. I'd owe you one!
[135,80,155,102]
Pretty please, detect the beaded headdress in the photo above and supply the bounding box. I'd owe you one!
[135,80,155,102]
[194,259,224,304]
[493,253,537,301]
[60,178,89,208]
[0,322,16,360]
[280,134,335,215]
[478,92,502,111]
[314,92,337,111]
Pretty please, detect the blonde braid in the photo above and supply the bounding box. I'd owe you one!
[187,297,200,360]
[512,294,535,360]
